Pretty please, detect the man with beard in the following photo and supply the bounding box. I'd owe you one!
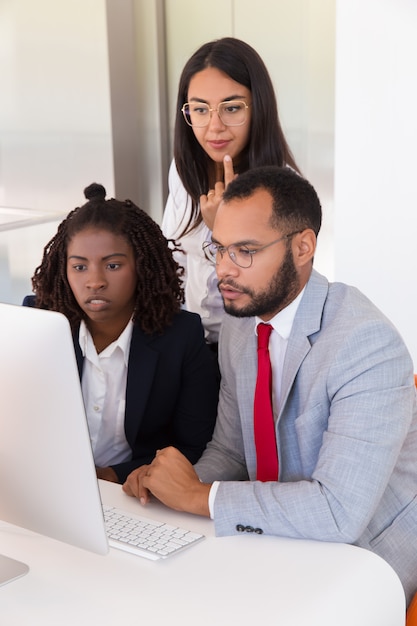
[123,166,417,608]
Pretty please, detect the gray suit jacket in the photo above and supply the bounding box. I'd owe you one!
[195,269,417,605]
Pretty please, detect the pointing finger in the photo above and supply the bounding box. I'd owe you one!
[223,155,236,188]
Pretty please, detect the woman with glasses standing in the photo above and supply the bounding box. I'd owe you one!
[162,37,300,349]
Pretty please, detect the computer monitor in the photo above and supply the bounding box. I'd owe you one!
[0,302,109,584]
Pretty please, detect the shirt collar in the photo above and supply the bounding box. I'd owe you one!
[78,318,134,366]
[255,287,306,340]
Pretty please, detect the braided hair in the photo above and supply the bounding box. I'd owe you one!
[31,183,185,335]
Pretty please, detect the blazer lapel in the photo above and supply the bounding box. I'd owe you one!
[72,328,84,378]
[280,270,329,412]
[124,325,159,444]
[234,319,258,478]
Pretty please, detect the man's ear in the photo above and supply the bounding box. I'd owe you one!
[292,229,316,267]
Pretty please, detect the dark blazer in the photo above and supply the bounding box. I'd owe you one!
[23,296,218,482]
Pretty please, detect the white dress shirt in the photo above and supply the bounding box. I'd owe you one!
[208,288,306,516]
[79,320,133,467]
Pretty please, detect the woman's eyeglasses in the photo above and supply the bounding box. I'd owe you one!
[181,100,251,128]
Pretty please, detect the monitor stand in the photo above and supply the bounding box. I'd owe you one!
[0,554,29,586]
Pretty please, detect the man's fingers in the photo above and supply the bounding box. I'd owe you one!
[122,480,134,496]
[122,464,151,502]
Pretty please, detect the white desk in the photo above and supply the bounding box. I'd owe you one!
[0,480,406,626]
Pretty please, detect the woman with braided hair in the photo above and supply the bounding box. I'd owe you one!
[23,183,218,484]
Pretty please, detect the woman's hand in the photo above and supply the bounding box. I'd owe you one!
[200,155,236,230]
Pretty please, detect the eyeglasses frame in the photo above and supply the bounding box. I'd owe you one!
[181,100,251,128]
[202,231,301,269]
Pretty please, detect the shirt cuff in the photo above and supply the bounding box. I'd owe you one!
[208,481,220,519]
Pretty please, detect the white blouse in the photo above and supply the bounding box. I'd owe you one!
[162,159,224,343]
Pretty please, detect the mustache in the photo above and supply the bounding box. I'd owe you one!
[217,279,252,295]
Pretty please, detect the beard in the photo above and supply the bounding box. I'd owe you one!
[218,246,300,318]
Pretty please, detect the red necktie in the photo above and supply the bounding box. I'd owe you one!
[254,323,279,481]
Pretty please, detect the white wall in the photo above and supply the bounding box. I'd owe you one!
[334,0,417,366]
[0,0,114,304]
[2,0,416,369]
[165,0,336,277]
[0,0,114,213]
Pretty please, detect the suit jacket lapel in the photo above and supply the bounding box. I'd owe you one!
[124,325,159,444]
[233,320,258,478]
[280,270,329,413]
[73,328,84,378]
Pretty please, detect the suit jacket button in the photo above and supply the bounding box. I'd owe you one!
[236,524,245,532]
[245,526,255,532]
[254,528,263,534]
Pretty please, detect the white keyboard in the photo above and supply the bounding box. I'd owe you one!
[102,505,204,560]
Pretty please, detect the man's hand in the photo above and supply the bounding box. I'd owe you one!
[96,466,119,483]
[200,155,236,230]
[123,448,211,517]
[122,464,151,503]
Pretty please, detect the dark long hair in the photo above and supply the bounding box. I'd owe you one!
[31,183,184,334]
[173,37,300,235]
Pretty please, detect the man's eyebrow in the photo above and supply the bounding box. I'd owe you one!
[211,237,262,246]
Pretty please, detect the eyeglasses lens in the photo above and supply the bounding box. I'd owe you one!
[183,101,247,127]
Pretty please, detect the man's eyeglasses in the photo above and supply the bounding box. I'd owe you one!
[181,100,251,128]
[202,232,300,269]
